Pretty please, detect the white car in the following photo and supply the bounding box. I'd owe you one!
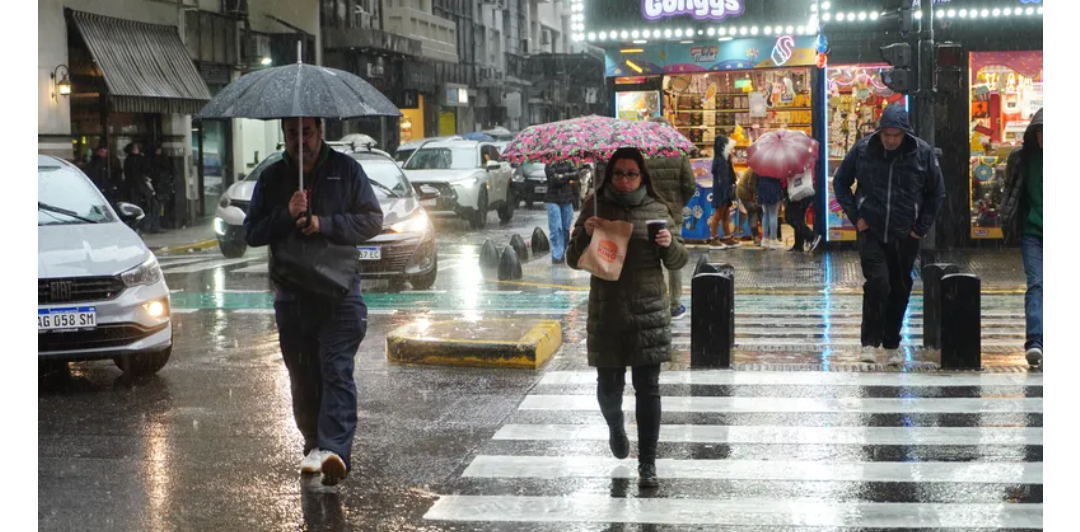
[394,136,464,165]
[38,155,172,376]
[402,140,515,229]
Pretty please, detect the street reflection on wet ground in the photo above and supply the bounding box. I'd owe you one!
[39,206,1041,530]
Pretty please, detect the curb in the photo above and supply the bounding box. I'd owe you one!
[386,319,562,370]
[152,239,219,256]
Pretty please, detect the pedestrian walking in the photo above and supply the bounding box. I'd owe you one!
[545,160,578,264]
[645,144,697,320]
[783,189,821,252]
[244,117,384,486]
[1001,108,1043,368]
[708,134,741,250]
[123,143,163,233]
[566,147,689,490]
[736,168,762,246]
[81,144,122,207]
[756,173,784,249]
[146,144,176,229]
[833,104,945,366]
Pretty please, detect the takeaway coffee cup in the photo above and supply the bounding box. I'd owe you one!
[647,220,667,245]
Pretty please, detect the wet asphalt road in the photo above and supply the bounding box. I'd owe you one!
[39,206,1041,531]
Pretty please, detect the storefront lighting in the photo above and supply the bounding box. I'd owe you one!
[751,26,759,35]
[674,28,683,38]
[50,65,71,100]
[620,30,629,39]
[822,1,831,10]
[739,27,748,35]
[1026,7,1035,16]
[620,48,644,54]
[686,27,693,36]
[633,39,647,44]
[946,9,956,18]
[980,9,990,18]
[834,13,843,22]
[625,60,643,73]
[1037,7,1043,15]
[763,26,772,35]
[631,30,640,38]
[680,40,694,44]
[870,12,879,21]
[858,12,867,21]
[587,32,596,40]
[823,13,832,22]
[937,10,946,19]
[915,10,923,19]
[707,27,716,36]
[958,9,967,18]
[599,31,607,40]
[664,29,673,38]
[718,37,733,42]
[786,26,794,34]
[260,57,272,66]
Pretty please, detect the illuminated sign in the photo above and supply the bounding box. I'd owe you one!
[771,35,795,66]
[641,0,745,22]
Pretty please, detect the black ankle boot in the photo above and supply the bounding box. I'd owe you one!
[608,423,629,459]
[638,463,659,489]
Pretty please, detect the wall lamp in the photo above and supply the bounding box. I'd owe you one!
[51,65,71,100]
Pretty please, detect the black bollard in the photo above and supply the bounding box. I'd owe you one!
[480,239,499,269]
[497,246,523,280]
[694,254,716,276]
[941,273,981,370]
[922,263,960,349]
[691,271,734,368]
[509,234,529,263]
[531,227,551,257]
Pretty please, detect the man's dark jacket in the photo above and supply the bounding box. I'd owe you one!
[544,161,577,205]
[244,144,384,301]
[1001,108,1043,242]
[833,104,945,242]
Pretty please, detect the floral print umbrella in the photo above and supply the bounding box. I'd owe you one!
[499,115,695,165]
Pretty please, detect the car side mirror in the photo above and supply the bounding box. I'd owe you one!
[116,202,145,225]
[419,185,440,201]
[485,161,501,171]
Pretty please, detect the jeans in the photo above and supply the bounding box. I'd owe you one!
[857,230,920,349]
[785,197,815,248]
[546,202,574,260]
[1021,235,1043,350]
[596,364,662,465]
[762,202,780,241]
[275,296,368,471]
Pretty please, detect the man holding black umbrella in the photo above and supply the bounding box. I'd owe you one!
[244,117,384,486]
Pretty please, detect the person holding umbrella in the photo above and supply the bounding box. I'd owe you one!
[833,104,945,366]
[566,147,689,489]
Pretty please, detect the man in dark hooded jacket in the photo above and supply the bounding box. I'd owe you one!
[1001,108,1043,367]
[833,104,945,366]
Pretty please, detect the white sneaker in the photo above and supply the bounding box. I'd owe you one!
[300,449,323,474]
[860,347,878,364]
[886,349,904,367]
[320,451,348,486]
[770,240,785,250]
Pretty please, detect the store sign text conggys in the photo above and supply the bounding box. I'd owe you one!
[642,0,745,21]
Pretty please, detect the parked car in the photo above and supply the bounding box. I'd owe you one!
[401,140,515,229]
[38,154,173,376]
[394,136,464,166]
[214,150,440,289]
[513,162,585,210]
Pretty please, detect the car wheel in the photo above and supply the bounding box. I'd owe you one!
[498,191,516,224]
[469,188,489,229]
[219,239,247,258]
[409,256,438,290]
[114,347,171,376]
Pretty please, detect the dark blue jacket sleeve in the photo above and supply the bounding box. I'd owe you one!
[832,145,861,227]
[913,148,946,237]
[319,161,384,245]
[244,175,294,247]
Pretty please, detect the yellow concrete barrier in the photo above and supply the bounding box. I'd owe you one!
[386,319,562,370]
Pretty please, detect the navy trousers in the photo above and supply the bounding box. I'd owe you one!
[275,295,367,471]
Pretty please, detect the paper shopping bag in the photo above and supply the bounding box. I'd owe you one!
[578,219,634,281]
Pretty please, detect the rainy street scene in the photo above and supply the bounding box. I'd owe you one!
[35,0,1052,530]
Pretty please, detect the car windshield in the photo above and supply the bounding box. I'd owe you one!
[38,164,115,225]
[244,152,283,181]
[522,163,545,174]
[355,158,413,199]
[404,147,477,170]
[394,149,415,163]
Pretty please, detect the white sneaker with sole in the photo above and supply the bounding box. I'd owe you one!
[860,347,878,364]
[300,449,323,474]
[1025,347,1043,367]
[320,451,348,486]
[886,349,904,367]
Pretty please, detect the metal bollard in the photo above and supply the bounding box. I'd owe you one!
[509,234,529,262]
[531,227,551,257]
[497,245,523,280]
[480,239,499,269]
[922,263,960,349]
[693,254,714,276]
[941,273,981,370]
[691,271,735,368]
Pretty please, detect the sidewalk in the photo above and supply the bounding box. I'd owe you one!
[142,219,218,255]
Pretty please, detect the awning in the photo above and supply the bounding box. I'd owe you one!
[70,10,212,115]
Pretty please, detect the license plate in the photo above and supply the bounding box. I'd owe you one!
[534,186,547,194]
[421,198,437,207]
[38,307,97,331]
[356,246,381,261]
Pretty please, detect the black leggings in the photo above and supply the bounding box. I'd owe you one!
[596,364,662,465]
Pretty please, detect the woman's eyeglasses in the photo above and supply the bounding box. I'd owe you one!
[612,171,641,181]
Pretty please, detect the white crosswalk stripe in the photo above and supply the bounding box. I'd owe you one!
[423,369,1043,529]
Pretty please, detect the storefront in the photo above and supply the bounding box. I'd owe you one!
[968,50,1042,240]
[823,64,905,242]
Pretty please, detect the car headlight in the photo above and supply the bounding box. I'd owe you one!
[121,255,163,288]
[219,196,231,208]
[389,212,430,234]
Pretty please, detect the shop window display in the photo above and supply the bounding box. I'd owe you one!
[968,51,1043,239]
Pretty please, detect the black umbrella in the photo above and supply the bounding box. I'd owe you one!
[196,43,401,189]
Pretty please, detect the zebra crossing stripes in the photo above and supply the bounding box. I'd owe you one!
[423,369,1043,529]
